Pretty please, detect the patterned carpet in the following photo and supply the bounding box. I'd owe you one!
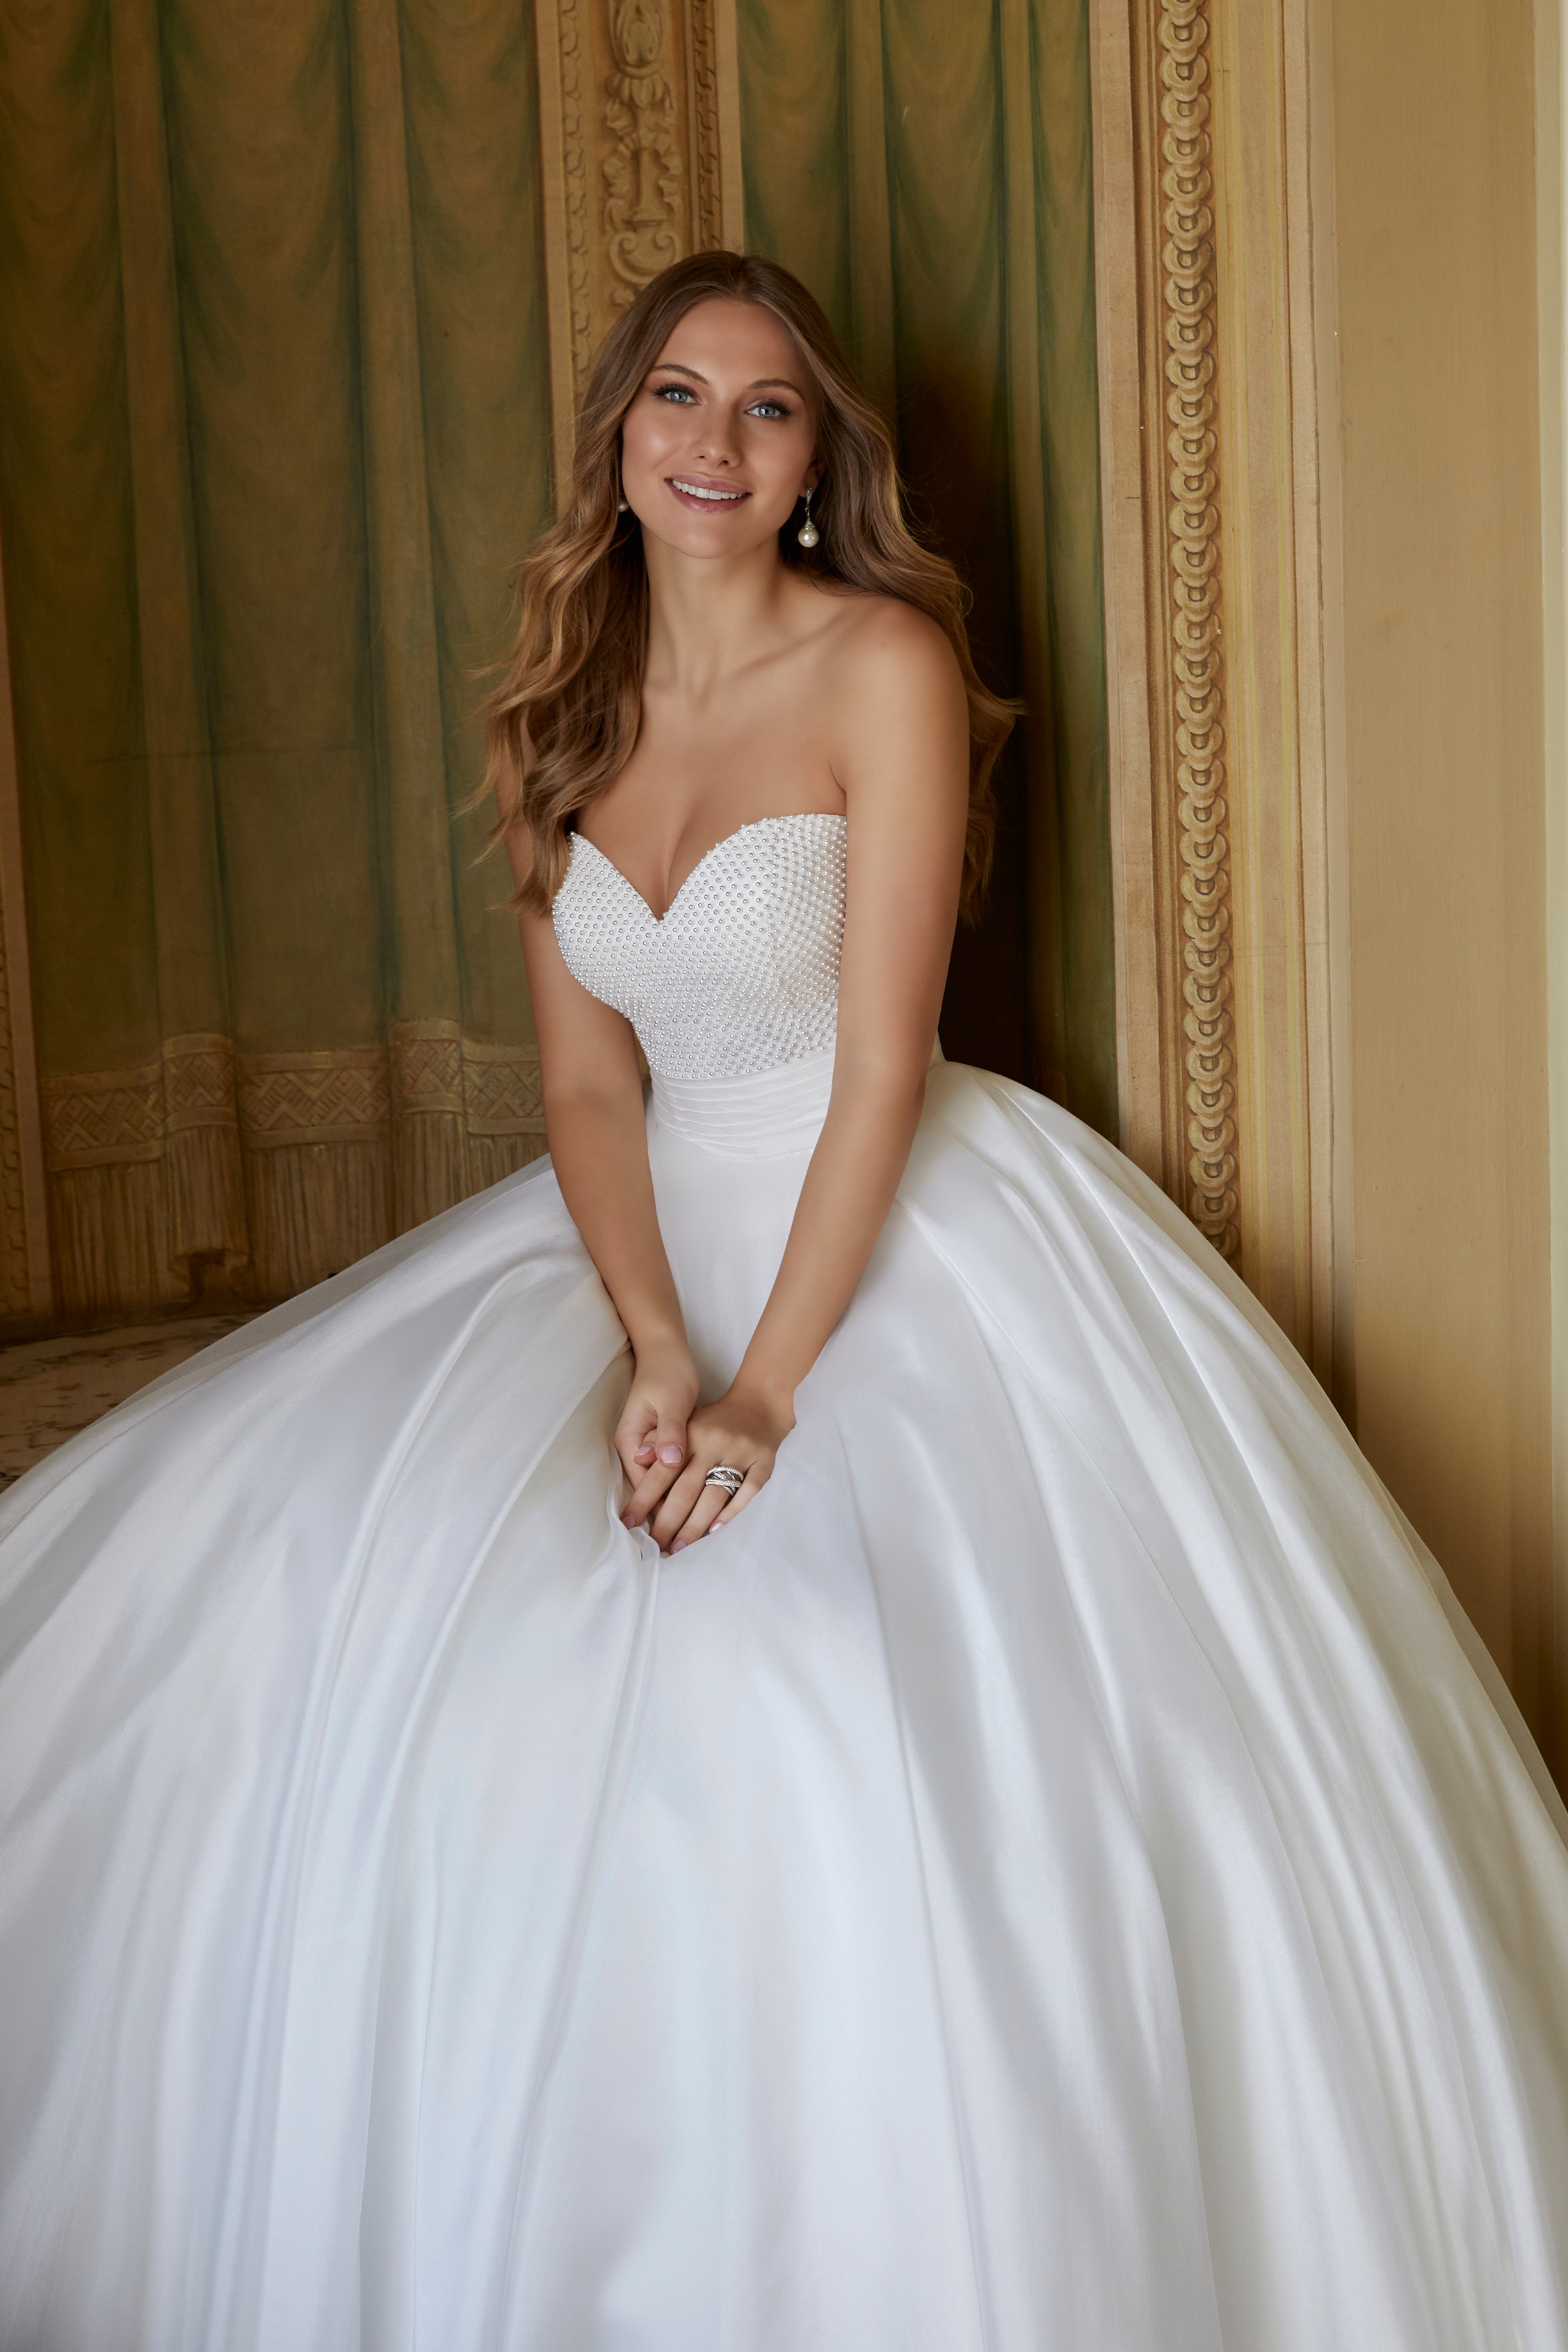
[0,1316,257,1487]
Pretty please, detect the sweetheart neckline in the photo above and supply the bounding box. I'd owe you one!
[568,810,847,927]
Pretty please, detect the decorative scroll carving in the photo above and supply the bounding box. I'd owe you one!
[1156,0,1238,1260]
[537,0,744,487]
[603,1,684,309]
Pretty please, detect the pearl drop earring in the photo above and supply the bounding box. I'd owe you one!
[796,488,819,549]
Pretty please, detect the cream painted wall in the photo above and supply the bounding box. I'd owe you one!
[1538,0,1568,1789]
[1320,0,1557,1759]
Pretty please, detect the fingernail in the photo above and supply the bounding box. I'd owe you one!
[621,1511,636,1528]
[671,1537,688,1552]
[658,1445,684,1465]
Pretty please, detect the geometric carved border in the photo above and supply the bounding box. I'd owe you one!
[40,1030,547,1314]
[44,1033,546,1168]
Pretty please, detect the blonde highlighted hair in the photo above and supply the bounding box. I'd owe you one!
[481,250,1015,915]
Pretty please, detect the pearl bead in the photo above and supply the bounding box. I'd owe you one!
[553,814,847,1081]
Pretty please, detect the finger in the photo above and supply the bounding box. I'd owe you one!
[645,1418,688,1474]
[617,1430,656,1480]
[616,1403,687,1479]
[621,1455,684,1529]
[618,1417,692,1518]
[622,1431,679,1476]
[710,1463,768,1527]
[649,1459,720,1550]
[615,1401,658,1477]
[668,1480,732,1552]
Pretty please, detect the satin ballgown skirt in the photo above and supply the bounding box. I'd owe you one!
[3,1047,1568,2351]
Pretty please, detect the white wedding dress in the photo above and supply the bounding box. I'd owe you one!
[4,812,1568,2352]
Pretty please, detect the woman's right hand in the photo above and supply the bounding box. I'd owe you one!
[615,1340,700,1519]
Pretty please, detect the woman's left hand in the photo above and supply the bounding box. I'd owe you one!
[623,1382,795,1554]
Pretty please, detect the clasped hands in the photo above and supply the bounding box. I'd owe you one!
[615,1342,793,1554]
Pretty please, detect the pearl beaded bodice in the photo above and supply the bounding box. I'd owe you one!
[551,812,847,1081]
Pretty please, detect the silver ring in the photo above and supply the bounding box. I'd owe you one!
[702,1463,745,1499]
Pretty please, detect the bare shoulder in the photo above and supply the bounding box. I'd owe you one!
[809,590,967,789]
[813,588,960,682]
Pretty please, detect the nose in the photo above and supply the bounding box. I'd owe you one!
[692,409,741,467]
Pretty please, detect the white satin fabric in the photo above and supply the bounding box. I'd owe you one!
[3,1047,1568,2351]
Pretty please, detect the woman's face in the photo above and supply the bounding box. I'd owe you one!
[619,297,819,561]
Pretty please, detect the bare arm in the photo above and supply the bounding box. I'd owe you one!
[631,606,969,1549]
[513,851,700,1491]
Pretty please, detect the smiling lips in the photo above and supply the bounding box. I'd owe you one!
[666,474,751,512]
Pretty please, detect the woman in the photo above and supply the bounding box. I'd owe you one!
[2,251,1567,2351]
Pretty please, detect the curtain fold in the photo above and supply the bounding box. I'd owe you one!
[0,0,1108,1320]
[0,0,553,1316]
[737,0,1114,1122]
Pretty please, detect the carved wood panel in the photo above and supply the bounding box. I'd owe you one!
[535,0,745,489]
[1092,0,1334,1367]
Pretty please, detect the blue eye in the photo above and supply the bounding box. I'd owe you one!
[750,401,790,420]
[654,384,697,403]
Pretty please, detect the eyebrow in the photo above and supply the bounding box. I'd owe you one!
[649,362,806,396]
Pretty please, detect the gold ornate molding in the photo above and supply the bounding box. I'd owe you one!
[1091,0,1334,1357]
[535,0,745,490]
[1157,0,1238,1261]
[1092,0,1240,1262]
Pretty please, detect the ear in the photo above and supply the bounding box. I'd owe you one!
[804,455,824,494]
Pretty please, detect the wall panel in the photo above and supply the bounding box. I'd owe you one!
[1327,0,1554,1747]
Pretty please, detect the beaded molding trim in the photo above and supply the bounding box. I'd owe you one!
[1157,0,1240,1261]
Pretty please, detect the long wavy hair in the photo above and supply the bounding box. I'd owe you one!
[482,250,1015,916]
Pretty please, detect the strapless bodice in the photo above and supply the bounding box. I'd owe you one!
[551,812,847,1081]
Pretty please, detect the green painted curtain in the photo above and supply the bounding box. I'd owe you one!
[0,0,553,1316]
[0,0,1112,1327]
[738,0,1114,1122]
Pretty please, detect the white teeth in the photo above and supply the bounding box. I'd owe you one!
[671,480,745,503]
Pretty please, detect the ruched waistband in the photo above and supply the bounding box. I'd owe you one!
[649,1040,944,1160]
